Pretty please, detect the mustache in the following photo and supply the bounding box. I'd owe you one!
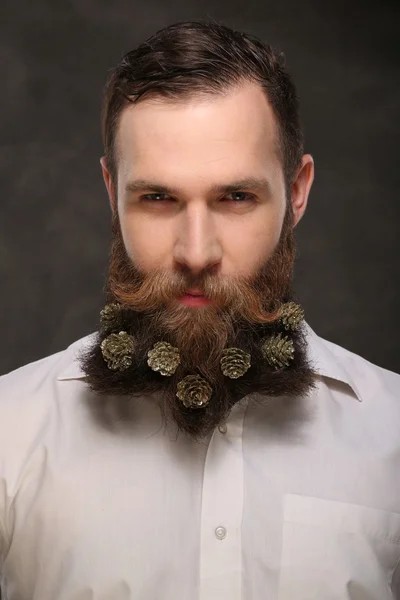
[108,263,285,325]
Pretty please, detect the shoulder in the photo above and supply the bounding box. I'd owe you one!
[323,335,398,399]
[0,348,65,393]
[0,333,94,495]
[0,331,94,418]
[0,335,94,555]
[305,322,399,404]
[0,333,94,394]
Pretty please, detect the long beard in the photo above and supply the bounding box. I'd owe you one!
[79,206,318,441]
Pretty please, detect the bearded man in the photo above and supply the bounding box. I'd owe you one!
[0,19,399,600]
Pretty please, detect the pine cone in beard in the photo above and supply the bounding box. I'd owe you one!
[279,301,304,332]
[100,331,135,371]
[176,375,213,409]
[261,333,295,369]
[100,302,123,333]
[220,347,251,379]
[147,341,181,376]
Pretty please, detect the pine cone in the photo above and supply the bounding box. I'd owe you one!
[100,302,123,332]
[176,375,213,409]
[220,347,251,379]
[100,331,135,371]
[261,333,295,369]
[147,341,181,376]
[279,302,304,331]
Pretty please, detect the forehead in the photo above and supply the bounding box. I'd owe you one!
[116,82,280,182]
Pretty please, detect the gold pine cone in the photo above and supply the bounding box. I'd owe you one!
[220,347,251,379]
[176,375,213,409]
[279,301,304,331]
[261,333,295,369]
[147,341,181,376]
[100,331,135,371]
[100,302,123,332]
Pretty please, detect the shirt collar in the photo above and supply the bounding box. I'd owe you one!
[57,322,362,401]
[303,321,362,402]
[57,332,97,381]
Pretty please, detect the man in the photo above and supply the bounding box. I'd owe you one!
[0,19,399,600]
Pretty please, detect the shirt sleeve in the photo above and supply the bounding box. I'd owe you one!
[391,557,400,599]
[0,448,8,571]
[0,475,6,592]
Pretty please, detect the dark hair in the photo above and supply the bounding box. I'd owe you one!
[101,19,304,192]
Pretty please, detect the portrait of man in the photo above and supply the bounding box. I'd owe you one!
[0,16,399,600]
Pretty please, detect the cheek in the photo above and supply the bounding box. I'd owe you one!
[119,214,171,269]
[222,214,282,274]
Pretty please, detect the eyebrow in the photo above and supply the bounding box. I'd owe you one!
[124,177,272,196]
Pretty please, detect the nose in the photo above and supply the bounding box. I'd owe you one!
[173,203,222,276]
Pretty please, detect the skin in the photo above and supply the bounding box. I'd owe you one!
[100,81,314,287]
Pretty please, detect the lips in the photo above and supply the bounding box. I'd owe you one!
[176,289,211,306]
[186,289,204,296]
[178,295,211,307]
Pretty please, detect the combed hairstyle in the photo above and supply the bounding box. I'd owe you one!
[101,19,304,192]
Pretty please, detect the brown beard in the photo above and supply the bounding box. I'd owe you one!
[78,204,318,441]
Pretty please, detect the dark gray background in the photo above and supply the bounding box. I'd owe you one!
[1,0,399,375]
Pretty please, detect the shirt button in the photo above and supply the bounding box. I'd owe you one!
[215,526,227,540]
[218,423,227,434]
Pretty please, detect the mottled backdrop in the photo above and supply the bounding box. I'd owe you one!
[1,0,399,375]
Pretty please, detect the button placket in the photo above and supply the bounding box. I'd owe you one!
[199,404,246,600]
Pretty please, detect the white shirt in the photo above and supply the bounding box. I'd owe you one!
[0,321,399,600]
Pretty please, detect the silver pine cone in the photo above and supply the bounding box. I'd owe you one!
[176,375,213,409]
[279,302,304,331]
[100,302,122,332]
[100,331,135,371]
[220,347,251,379]
[147,341,181,376]
[261,333,295,369]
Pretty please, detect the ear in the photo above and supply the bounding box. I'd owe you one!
[290,154,314,227]
[100,156,117,214]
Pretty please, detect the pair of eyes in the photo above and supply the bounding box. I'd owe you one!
[140,192,256,204]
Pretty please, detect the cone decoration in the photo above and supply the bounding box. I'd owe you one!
[147,341,181,376]
[176,375,213,409]
[279,301,304,332]
[101,331,135,371]
[220,347,251,379]
[100,302,123,332]
[261,333,295,369]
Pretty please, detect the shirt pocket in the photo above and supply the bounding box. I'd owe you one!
[278,494,400,600]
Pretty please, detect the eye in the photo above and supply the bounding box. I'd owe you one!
[225,192,255,203]
[140,193,172,202]
[139,192,256,204]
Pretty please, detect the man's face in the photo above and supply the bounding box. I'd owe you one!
[109,82,291,284]
[92,81,315,441]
